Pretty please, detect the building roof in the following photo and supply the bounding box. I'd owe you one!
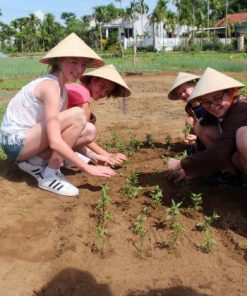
[214,13,247,28]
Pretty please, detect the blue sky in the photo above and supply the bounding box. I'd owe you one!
[0,0,175,24]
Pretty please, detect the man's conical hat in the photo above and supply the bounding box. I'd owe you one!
[188,67,245,102]
[168,72,200,100]
[80,64,131,97]
[40,33,104,68]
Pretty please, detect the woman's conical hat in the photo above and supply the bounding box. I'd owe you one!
[40,33,104,68]
[80,64,131,97]
[188,67,245,102]
[168,72,200,100]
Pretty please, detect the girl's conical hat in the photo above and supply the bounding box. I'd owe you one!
[80,64,131,97]
[40,33,104,68]
[168,72,200,100]
[188,67,245,102]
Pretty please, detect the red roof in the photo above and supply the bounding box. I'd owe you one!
[214,13,247,28]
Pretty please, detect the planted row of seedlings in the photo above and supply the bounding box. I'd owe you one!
[92,132,220,255]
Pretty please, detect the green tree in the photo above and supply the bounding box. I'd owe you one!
[93,5,108,49]
[136,0,149,36]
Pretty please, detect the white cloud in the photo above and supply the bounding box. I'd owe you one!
[34,10,45,21]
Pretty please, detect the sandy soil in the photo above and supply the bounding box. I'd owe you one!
[0,72,247,296]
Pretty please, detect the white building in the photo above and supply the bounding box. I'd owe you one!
[94,13,189,51]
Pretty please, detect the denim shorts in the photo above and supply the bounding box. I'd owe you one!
[0,132,25,162]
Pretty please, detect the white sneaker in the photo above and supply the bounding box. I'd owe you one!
[64,152,91,168]
[38,170,79,196]
[17,161,44,180]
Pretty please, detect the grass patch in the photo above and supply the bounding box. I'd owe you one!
[0,78,33,90]
[1,52,247,81]
[237,78,247,94]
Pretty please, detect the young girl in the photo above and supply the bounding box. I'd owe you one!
[168,67,247,182]
[65,64,131,166]
[168,72,220,151]
[0,33,116,197]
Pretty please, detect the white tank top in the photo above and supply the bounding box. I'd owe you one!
[0,74,67,139]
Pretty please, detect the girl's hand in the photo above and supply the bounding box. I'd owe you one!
[167,158,182,171]
[175,169,187,181]
[84,164,116,177]
[184,133,197,143]
[91,154,115,166]
[108,153,127,165]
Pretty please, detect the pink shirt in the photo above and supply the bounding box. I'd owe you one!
[65,83,92,108]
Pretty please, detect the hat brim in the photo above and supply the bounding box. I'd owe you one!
[188,67,245,102]
[168,72,200,100]
[80,65,131,97]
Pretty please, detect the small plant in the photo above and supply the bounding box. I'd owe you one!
[132,207,148,253]
[174,150,188,160]
[196,212,220,253]
[144,133,156,149]
[168,221,185,248]
[101,132,128,155]
[96,184,113,224]
[121,172,143,198]
[182,123,192,138]
[200,229,217,253]
[150,185,163,208]
[161,154,170,164]
[196,212,220,232]
[96,225,108,255]
[164,135,172,151]
[128,131,143,154]
[133,207,148,237]
[189,192,203,217]
[166,199,183,226]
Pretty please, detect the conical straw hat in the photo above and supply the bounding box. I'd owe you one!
[80,64,131,97]
[188,67,245,102]
[168,72,200,100]
[40,33,104,68]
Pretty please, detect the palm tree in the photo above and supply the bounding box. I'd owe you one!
[93,6,108,49]
[136,0,149,36]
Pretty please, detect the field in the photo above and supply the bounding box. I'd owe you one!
[0,70,247,296]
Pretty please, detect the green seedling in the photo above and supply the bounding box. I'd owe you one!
[101,132,128,155]
[161,154,169,165]
[121,172,143,199]
[133,207,147,237]
[150,185,163,208]
[182,123,192,137]
[168,221,185,249]
[128,131,143,154]
[145,133,156,149]
[96,225,108,255]
[174,150,188,160]
[196,212,220,232]
[96,184,113,224]
[111,132,128,154]
[200,229,217,253]
[166,199,183,227]
[189,192,203,217]
[164,135,172,151]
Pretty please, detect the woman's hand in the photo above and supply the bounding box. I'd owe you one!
[107,153,127,165]
[83,164,116,177]
[167,158,182,171]
[184,133,197,144]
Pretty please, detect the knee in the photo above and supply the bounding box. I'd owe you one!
[70,107,87,129]
[84,122,96,143]
[236,126,247,152]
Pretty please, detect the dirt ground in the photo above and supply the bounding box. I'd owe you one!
[1,72,247,296]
